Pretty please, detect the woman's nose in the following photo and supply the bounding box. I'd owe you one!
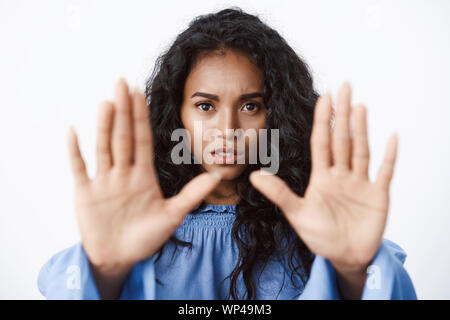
[217,108,239,139]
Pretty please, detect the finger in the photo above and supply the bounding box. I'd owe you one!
[351,104,370,179]
[112,78,134,169]
[67,126,90,186]
[96,101,114,175]
[249,169,303,216]
[375,132,398,191]
[165,172,222,225]
[131,88,153,167]
[311,94,333,171]
[332,82,352,171]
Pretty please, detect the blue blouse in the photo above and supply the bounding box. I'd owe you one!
[38,204,417,299]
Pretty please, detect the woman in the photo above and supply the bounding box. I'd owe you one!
[38,7,416,300]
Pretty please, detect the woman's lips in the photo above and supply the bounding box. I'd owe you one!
[211,150,244,163]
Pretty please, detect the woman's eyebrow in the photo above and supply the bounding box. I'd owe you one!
[190,92,263,101]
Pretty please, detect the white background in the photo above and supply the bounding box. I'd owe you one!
[0,0,449,299]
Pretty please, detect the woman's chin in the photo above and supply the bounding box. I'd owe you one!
[207,164,247,180]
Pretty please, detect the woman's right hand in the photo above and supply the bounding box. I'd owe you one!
[67,78,221,291]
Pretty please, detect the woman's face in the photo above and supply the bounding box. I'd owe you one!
[180,49,266,180]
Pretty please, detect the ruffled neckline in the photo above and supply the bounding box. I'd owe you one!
[192,203,236,214]
[176,204,237,229]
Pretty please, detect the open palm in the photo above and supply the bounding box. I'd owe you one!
[250,82,398,272]
[68,79,221,274]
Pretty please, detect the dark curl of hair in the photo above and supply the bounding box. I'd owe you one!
[145,7,318,300]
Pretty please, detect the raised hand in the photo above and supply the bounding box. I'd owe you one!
[67,79,221,297]
[249,82,398,278]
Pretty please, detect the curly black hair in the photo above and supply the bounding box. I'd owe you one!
[145,6,318,300]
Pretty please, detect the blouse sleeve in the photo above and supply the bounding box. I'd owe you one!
[37,242,157,300]
[298,238,417,300]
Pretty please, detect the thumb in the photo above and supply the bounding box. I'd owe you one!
[249,169,302,216]
[165,171,222,221]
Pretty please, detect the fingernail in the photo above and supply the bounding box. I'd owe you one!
[392,131,399,141]
[260,168,275,176]
[211,171,222,181]
[117,77,128,90]
[67,124,74,136]
[344,80,351,86]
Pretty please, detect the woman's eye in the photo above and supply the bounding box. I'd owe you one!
[242,103,259,112]
[196,103,214,112]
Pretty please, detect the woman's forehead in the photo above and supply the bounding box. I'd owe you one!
[184,50,263,96]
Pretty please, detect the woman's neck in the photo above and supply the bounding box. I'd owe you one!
[203,179,239,205]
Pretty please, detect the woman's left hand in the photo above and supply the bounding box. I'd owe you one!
[249,82,398,294]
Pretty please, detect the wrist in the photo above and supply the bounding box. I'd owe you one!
[90,258,135,279]
[332,262,369,300]
[89,261,133,300]
[332,261,369,275]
